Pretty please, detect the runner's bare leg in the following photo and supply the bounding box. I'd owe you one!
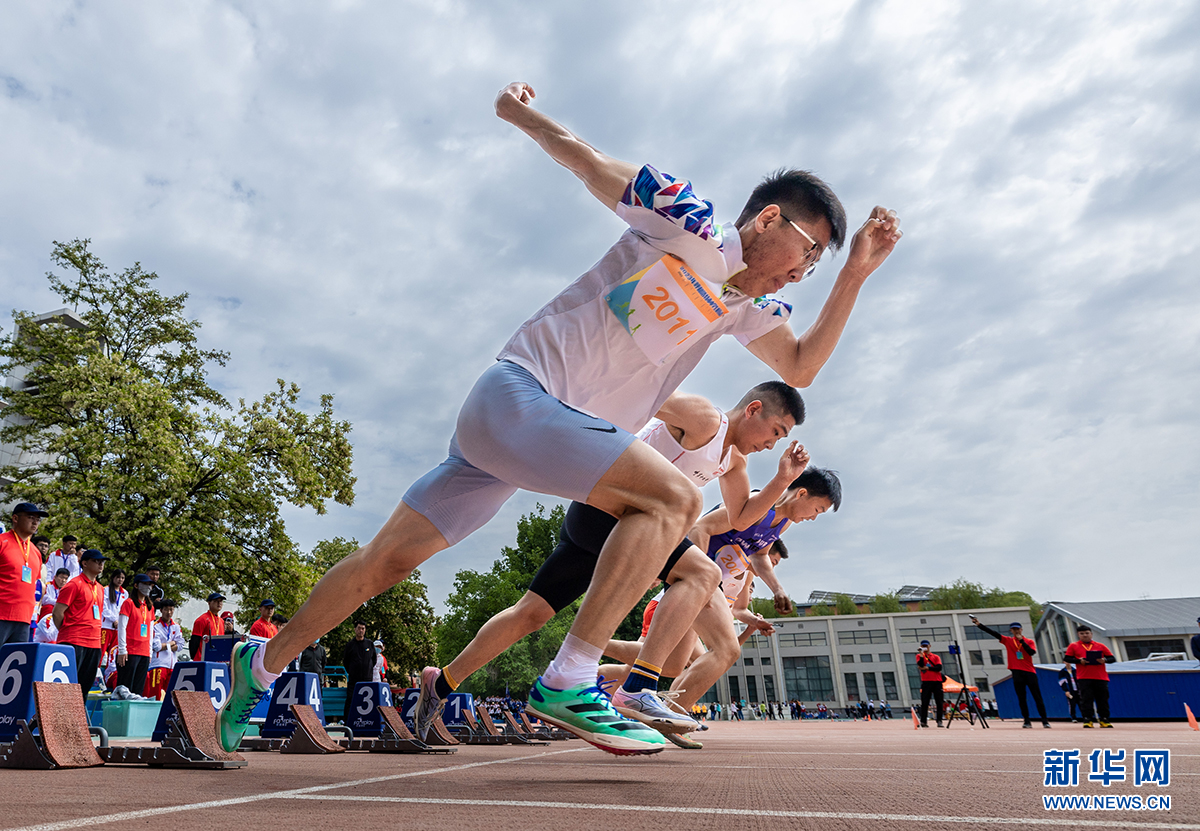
[262,502,446,674]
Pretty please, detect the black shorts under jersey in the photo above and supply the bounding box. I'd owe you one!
[528,501,693,613]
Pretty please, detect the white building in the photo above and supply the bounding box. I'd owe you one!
[1034,597,1200,663]
[711,606,1034,710]
[1,308,87,489]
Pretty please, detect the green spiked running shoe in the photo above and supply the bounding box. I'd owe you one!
[526,677,665,756]
[217,641,272,752]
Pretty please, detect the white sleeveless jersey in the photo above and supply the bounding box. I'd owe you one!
[636,412,733,487]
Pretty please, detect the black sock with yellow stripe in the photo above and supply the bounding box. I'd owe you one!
[621,660,662,694]
[433,666,457,700]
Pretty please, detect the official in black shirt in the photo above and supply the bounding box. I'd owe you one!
[342,621,376,722]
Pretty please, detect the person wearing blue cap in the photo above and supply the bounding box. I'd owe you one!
[969,614,1049,727]
[0,503,49,646]
[249,599,279,639]
[189,592,226,660]
[915,639,945,727]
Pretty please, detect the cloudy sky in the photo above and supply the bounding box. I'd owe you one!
[2,1,1197,614]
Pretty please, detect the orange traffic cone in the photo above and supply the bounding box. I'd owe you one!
[911,706,920,730]
[1186,703,1199,731]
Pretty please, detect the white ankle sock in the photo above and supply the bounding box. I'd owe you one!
[250,643,280,689]
[541,634,603,691]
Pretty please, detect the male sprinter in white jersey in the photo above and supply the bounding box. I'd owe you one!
[216,80,901,756]
[415,381,806,740]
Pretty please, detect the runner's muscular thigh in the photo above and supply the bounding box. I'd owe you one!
[586,437,701,520]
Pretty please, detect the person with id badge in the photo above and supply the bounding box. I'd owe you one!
[0,502,50,646]
[116,573,156,696]
[969,615,1049,728]
[53,548,108,702]
[217,81,903,756]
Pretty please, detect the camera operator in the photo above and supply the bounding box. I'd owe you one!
[915,640,944,728]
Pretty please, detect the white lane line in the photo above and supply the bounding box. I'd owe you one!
[2,747,589,831]
[285,795,1200,829]
[748,751,1200,758]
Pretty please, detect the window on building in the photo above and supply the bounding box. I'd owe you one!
[844,673,860,702]
[838,629,889,645]
[747,675,759,704]
[1123,639,1186,660]
[747,634,770,649]
[969,650,984,666]
[974,677,990,692]
[729,675,740,703]
[898,626,953,643]
[859,654,873,663]
[782,656,835,702]
[744,657,755,666]
[779,631,828,647]
[761,657,772,666]
[881,671,899,701]
[964,627,991,640]
[878,653,892,662]
[863,672,879,700]
[989,650,1005,665]
[764,675,776,702]
[840,654,854,663]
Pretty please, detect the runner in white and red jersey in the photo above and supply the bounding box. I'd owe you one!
[415,382,808,740]
[218,80,901,756]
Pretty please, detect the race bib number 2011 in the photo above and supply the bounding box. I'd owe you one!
[606,255,727,365]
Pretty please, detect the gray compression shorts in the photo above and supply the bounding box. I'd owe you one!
[402,360,636,547]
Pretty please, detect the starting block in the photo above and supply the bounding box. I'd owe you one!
[452,702,521,745]
[0,643,79,742]
[519,710,572,741]
[0,682,102,770]
[339,705,454,754]
[280,704,347,754]
[152,662,231,742]
[501,708,550,746]
[366,704,454,754]
[104,689,246,769]
[0,682,246,770]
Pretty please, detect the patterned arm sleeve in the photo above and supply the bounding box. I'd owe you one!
[621,165,720,244]
[615,164,729,284]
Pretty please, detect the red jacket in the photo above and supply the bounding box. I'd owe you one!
[916,651,943,682]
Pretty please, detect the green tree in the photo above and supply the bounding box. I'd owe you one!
[0,239,355,607]
[807,603,834,616]
[923,578,1043,626]
[436,504,577,698]
[749,597,784,619]
[869,592,903,614]
[310,538,436,683]
[834,593,860,615]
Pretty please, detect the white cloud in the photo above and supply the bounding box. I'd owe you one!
[2,1,1197,614]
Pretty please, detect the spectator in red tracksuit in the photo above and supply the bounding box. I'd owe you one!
[1063,624,1116,728]
[116,574,155,695]
[0,503,49,646]
[970,615,1049,728]
[915,640,944,728]
[54,549,108,702]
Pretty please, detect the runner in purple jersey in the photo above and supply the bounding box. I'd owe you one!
[601,467,841,747]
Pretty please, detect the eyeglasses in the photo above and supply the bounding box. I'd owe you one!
[780,214,823,280]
